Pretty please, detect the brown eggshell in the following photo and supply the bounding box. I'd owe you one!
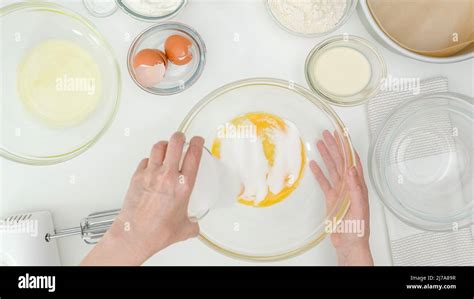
[164,35,193,65]
[156,49,168,68]
[133,49,168,68]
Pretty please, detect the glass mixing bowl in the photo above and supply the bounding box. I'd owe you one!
[179,78,355,260]
[369,92,473,231]
[0,2,121,165]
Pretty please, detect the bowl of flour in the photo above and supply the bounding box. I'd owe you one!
[266,0,358,37]
[117,0,187,22]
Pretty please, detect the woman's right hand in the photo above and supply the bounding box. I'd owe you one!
[81,132,203,266]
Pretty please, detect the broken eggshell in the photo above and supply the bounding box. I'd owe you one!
[133,48,168,87]
[165,34,193,65]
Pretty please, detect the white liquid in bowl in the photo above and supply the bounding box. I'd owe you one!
[311,46,371,97]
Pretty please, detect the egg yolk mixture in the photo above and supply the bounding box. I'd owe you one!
[211,112,305,208]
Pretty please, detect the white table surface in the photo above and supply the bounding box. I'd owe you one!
[1,0,473,266]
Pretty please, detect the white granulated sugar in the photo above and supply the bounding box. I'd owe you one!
[268,0,348,34]
[266,121,302,195]
[219,119,302,205]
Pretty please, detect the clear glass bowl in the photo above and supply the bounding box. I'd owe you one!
[369,92,473,231]
[265,0,358,38]
[83,0,118,18]
[305,35,386,106]
[117,0,187,22]
[127,22,206,95]
[0,2,121,165]
[179,78,355,260]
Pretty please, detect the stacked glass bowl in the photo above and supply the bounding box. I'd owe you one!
[370,92,473,231]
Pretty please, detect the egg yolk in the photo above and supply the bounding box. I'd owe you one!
[211,112,305,208]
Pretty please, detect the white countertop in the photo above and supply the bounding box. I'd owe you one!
[1,0,473,266]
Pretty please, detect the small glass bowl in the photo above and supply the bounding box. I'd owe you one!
[83,0,118,18]
[127,22,206,96]
[265,0,358,38]
[116,0,187,22]
[305,35,386,106]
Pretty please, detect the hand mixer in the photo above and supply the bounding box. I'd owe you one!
[45,209,120,244]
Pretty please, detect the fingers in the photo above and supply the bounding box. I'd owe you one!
[309,160,331,196]
[163,132,186,170]
[355,151,366,187]
[323,130,344,175]
[148,141,168,168]
[347,166,366,205]
[180,136,204,191]
[355,152,368,197]
[316,140,340,184]
[135,158,149,173]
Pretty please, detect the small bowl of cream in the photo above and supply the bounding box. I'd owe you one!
[305,35,386,106]
[117,0,187,22]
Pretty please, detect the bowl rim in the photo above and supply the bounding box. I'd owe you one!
[82,0,118,18]
[368,91,474,231]
[264,0,358,38]
[305,34,387,107]
[178,77,355,261]
[0,1,121,165]
[127,21,207,96]
[116,0,187,22]
[358,0,474,64]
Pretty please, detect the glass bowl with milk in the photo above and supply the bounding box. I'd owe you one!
[305,35,386,106]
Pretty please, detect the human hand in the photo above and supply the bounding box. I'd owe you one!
[81,132,203,266]
[309,130,373,266]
